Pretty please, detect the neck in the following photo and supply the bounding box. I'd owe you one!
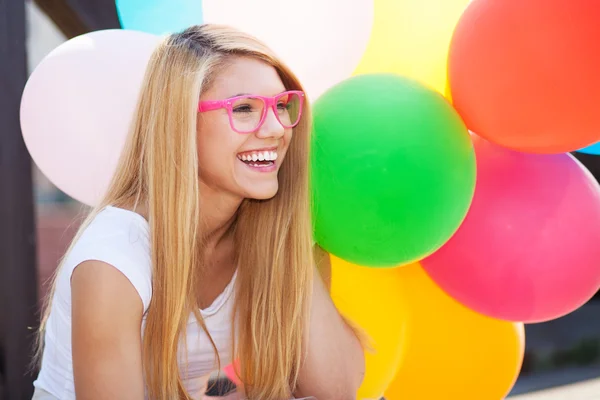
[124,184,242,249]
[199,181,243,249]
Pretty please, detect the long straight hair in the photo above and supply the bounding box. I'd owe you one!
[36,24,314,399]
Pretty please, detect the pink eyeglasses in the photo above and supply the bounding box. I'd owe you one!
[198,90,305,134]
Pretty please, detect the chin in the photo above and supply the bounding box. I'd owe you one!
[242,182,279,200]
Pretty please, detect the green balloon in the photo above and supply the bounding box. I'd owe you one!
[311,74,476,267]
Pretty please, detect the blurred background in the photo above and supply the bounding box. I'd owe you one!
[2,0,600,399]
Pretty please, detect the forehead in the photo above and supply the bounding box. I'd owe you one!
[203,56,286,100]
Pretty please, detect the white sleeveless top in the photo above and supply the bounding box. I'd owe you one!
[33,206,237,399]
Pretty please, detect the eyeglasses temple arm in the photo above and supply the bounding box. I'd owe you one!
[198,100,225,112]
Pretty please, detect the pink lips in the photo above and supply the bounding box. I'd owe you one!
[238,158,278,173]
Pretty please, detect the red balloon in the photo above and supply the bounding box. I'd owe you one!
[448,0,600,154]
[421,135,600,323]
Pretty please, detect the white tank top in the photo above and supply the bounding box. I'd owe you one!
[33,206,236,399]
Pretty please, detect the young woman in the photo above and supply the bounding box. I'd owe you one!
[32,24,365,399]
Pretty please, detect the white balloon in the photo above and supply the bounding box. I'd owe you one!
[202,0,374,100]
[20,30,161,206]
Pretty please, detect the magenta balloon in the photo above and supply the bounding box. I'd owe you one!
[422,135,600,323]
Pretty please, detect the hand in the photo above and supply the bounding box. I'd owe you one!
[198,373,244,400]
[197,369,318,399]
[201,391,243,400]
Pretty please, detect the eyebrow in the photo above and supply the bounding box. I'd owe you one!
[229,90,288,98]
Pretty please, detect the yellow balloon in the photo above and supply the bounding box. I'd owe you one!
[445,78,454,104]
[385,265,525,400]
[353,0,472,95]
[329,255,411,399]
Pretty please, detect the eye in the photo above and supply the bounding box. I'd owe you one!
[277,101,290,111]
[233,104,254,113]
[232,97,263,114]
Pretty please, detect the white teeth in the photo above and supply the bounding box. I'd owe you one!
[237,150,278,162]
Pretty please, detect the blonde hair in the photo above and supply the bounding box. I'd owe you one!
[36,24,315,399]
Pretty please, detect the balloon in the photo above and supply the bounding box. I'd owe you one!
[311,74,476,267]
[201,0,374,100]
[421,135,600,323]
[385,265,524,400]
[576,142,600,156]
[353,0,471,95]
[116,0,203,35]
[329,255,410,399]
[448,0,600,154]
[20,30,161,206]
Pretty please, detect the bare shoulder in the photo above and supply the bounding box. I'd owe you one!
[71,260,146,399]
[71,259,145,321]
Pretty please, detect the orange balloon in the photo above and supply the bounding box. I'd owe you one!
[385,265,524,400]
[448,0,600,153]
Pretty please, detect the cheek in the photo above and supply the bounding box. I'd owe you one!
[198,138,230,171]
[196,130,246,178]
[283,130,293,149]
[280,130,294,157]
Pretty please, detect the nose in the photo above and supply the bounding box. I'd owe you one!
[256,106,285,139]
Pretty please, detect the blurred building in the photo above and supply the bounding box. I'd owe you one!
[26,1,84,302]
[27,2,70,204]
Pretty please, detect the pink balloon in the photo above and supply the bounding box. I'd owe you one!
[422,135,600,323]
[20,30,161,206]
[202,0,374,101]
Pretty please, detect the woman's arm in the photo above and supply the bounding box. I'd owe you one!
[71,260,146,400]
[294,248,366,399]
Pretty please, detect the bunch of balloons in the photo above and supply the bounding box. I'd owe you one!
[313,0,600,397]
[19,0,600,398]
